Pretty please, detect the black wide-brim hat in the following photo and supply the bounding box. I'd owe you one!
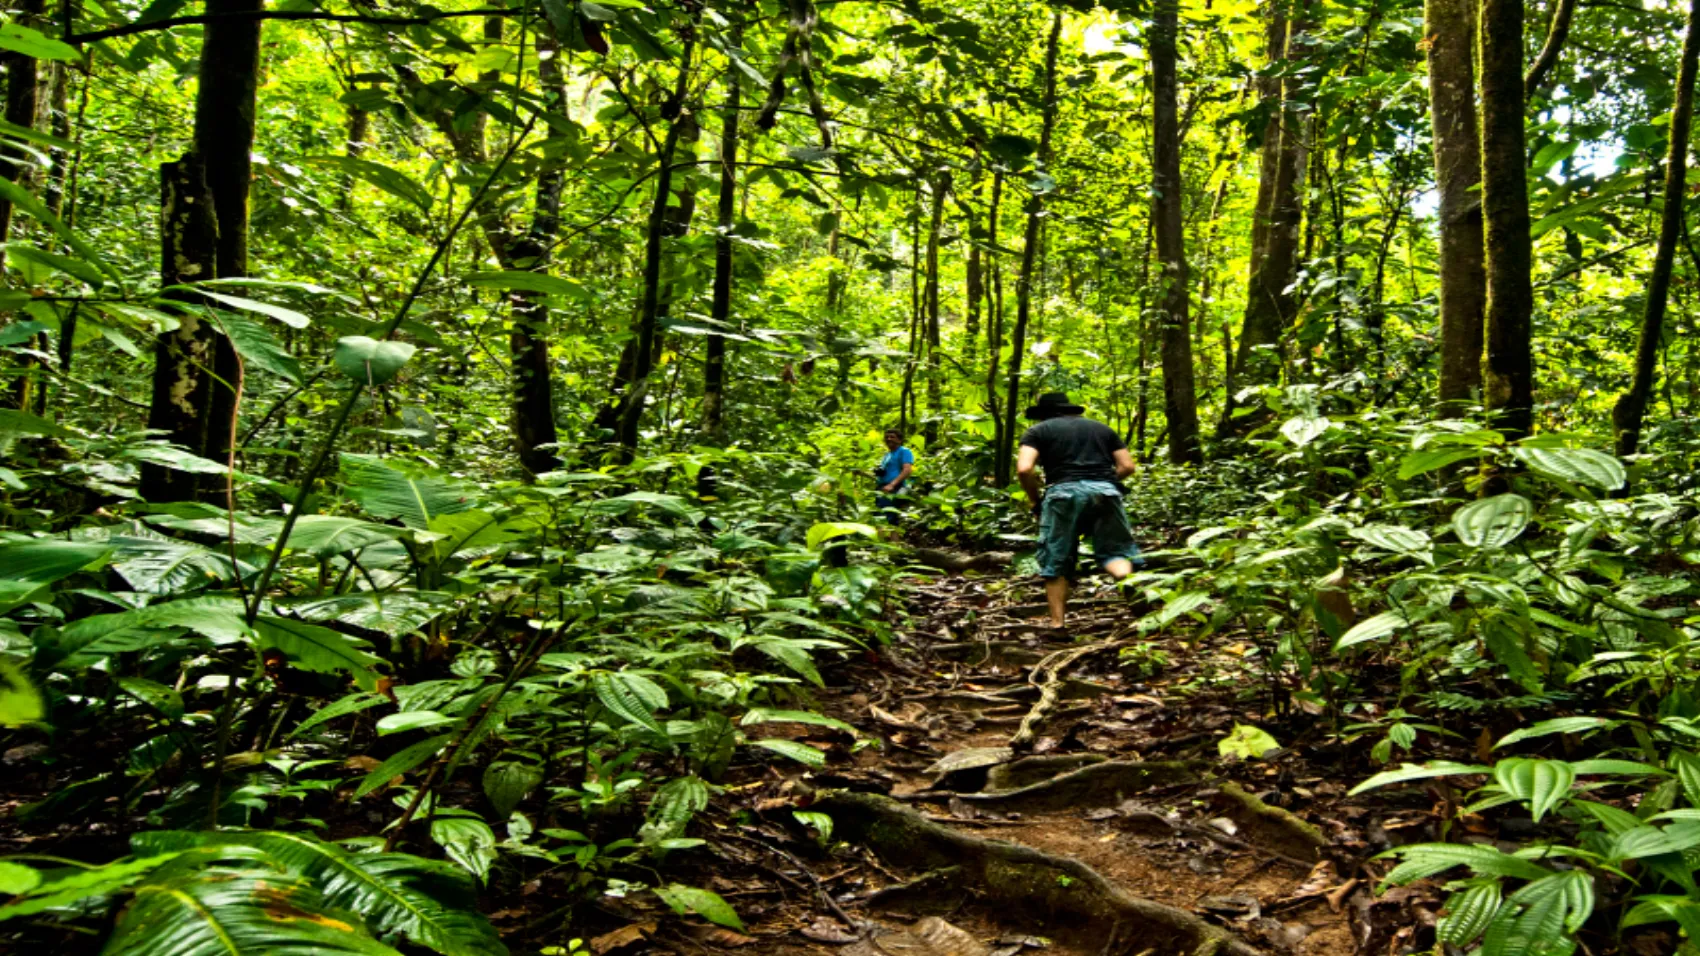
[1024,392,1086,421]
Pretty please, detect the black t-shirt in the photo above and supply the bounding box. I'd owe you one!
[1019,416,1127,486]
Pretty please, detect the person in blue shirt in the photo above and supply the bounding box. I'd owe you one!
[873,428,915,512]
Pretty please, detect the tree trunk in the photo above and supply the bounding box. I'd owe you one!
[509,29,566,476]
[611,40,698,458]
[997,13,1062,487]
[1428,0,1487,408]
[195,0,264,493]
[964,165,983,359]
[1524,0,1577,99]
[0,0,45,412]
[1151,0,1201,465]
[924,171,949,446]
[1220,5,1306,437]
[143,156,221,502]
[702,37,742,452]
[1480,0,1536,439]
[984,171,1006,468]
[1613,0,1700,456]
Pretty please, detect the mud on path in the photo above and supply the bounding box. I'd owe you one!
[568,571,1444,956]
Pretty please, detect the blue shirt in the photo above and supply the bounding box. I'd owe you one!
[877,446,914,490]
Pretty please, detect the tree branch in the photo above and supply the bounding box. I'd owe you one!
[65,8,510,44]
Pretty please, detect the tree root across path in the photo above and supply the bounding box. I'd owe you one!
[902,759,1204,812]
[1010,639,1125,749]
[815,791,1263,956]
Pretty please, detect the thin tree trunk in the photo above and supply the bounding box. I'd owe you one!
[509,28,566,476]
[0,0,45,412]
[997,12,1062,487]
[1221,4,1306,436]
[923,171,949,446]
[143,156,220,502]
[964,163,983,359]
[610,39,697,457]
[701,30,742,456]
[1428,0,1487,408]
[985,171,1006,465]
[1152,0,1201,464]
[195,0,264,496]
[1480,0,1536,439]
[1613,0,1700,457]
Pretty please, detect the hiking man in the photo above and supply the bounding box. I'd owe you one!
[873,428,915,512]
[1016,392,1141,627]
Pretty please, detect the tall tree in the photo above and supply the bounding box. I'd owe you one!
[1613,0,1700,456]
[997,12,1062,487]
[1151,0,1201,464]
[1220,3,1305,436]
[923,170,949,446]
[195,0,264,483]
[1479,0,1535,438]
[0,0,46,411]
[1427,0,1486,408]
[701,33,743,456]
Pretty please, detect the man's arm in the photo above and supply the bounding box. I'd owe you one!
[1017,445,1043,510]
[1113,447,1136,479]
[882,461,914,493]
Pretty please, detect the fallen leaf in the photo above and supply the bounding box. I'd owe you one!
[591,921,656,955]
[343,755,381,773]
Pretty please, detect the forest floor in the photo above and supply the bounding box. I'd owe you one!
[536,566,1451,956]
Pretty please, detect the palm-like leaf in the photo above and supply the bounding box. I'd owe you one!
[132,831,506,956]
[338,454,476,529]
[102,868,402,956]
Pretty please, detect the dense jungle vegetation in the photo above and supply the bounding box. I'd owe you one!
[6,0,1700,951]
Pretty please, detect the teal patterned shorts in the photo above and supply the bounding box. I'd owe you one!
[1035,480,1142,579]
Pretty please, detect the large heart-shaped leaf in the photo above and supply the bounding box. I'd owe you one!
[1452,494,1533,549]
[1493,757,1576,823]
[335,336,417,386]
[1510,446,1626,491]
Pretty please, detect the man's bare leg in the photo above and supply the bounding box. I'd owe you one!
[1103,558,1133,581]
[1045,577,1070,627]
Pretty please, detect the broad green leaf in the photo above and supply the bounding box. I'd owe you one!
[280,515,405,557]
[177,288,311,328]
[0,177,107,271]
[749,738,826,767]
[1382,842,1552,884]
[1218,723,1280,760]
[0,538,107,607]
[591,670,667,734]
[640,776,709,845]
[339,454,476,529]
[215,311,303,384]
[1510,446,1626,491]
[430,817,496,884]
[335,336,417,386]
[127,831,505,956]
[1452,494,1533,549]
[253,616,385,691]
[0,861,39,895]
[739,708,855,734]
[116,676,185,721]
[1348,524,1431,555]
[653,883,745,931]
[0,407,75,439]
[1279,415,1330,446]
[0,24,79,61]
[1436,882,1501,946]
[354,734,453,799]
[464,271,587,299]
[1495,717,1617,749]
[285,591,452,637]
[310,155,434,210]
[376,711,460,736]
[1335,607,1427,650]
[6,243,104,288]
[1397,447,1481,479]
[483,762,543,820]
[1493,758,1575,823]
[793,810,834,845]
[1612,823,1700,861]
[805,521,878,550]
[0,658,44,727]
[103,870,403,956]
[1350,761,1492,795]
[110,534,250,593]
[288,692,386,739]
[0,854,182,921]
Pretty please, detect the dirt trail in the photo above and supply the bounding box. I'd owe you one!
[617,571,1440,956]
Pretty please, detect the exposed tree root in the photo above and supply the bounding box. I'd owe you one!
[929,641,1045,667]
[816,791,1262,956]
[903,759,1204,811]
[1214,780,1329,862]
[985,753,1107,791]
[910,549,1013,574]
[1011,640,1124,749]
